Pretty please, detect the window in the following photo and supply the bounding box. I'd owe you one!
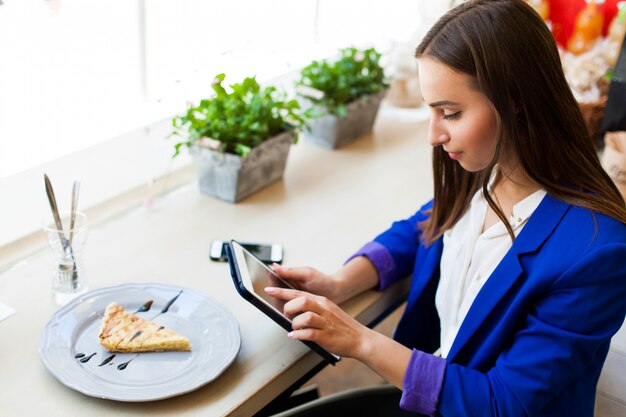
[0,0,443,247]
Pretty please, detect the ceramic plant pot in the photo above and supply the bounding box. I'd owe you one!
[189,131,294,203]
[302,90,386,149]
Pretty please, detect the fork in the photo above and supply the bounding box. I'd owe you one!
[68,180,80,247]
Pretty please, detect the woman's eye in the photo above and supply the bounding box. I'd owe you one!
[443,111,461,121]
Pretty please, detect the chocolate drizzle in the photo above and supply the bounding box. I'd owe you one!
[79,352,97,363]
[117,355,138,370]
[150,290,184,321]
[98,354,116,366]
[161,290,182,314]
[134,300,153,313]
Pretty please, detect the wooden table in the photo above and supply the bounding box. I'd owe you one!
[0,110,433,417]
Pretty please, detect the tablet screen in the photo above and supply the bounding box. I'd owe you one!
[242,247,293,313]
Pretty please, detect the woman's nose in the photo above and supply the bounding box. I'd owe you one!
[428,120,450,147]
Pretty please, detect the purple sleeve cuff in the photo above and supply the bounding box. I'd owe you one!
[399,349,446,416]
[344,241,398,290]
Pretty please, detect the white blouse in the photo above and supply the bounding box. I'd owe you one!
[435,185,546,358]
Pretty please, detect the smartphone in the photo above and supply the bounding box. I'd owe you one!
[227,239,340,364]
[210,240,283,264]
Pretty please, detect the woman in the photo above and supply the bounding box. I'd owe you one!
[266,1,626,415]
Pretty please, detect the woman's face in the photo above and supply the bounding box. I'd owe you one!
[418,57,499,172]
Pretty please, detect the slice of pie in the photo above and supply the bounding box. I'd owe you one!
[98,302,191,353]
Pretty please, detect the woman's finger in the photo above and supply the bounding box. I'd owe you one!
[272,265,316,283]
[283,294,327,319]
[291,311,324,331]
[287,327,320,342]
[265,287,324,319]
[264,286,305,300]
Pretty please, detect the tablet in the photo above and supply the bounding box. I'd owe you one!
[227,239,340,364]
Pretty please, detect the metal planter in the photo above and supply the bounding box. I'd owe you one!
[302,90,386,149]
[189,131,294,203]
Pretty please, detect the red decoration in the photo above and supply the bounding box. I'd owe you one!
[548,0,620,47]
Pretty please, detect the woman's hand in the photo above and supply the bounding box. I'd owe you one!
[264,287,373,359]
[265,285,414,389]
[272,257,380,305]
[272,264,343,304]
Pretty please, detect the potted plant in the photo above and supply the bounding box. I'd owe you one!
[296,46,388,149]
[170,74,311,203]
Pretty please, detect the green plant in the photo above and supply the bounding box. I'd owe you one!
[296,47,388,117]
[170,74,312,157]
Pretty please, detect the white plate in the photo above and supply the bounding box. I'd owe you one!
[40,283,241,401]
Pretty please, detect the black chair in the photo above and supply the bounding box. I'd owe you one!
[269,384,425,417]
[599,31,626,144]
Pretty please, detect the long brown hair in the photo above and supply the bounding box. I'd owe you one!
[417,0,626,245]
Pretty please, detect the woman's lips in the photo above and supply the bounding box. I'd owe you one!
[447,151,462,160]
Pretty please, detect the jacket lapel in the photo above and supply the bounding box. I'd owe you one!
[393,238,443,351]
[445,194,570,362]
[407,238,444,304]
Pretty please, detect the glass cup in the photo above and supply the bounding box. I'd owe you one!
[43,211,88,305]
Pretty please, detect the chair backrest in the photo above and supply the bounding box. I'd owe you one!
[594,323,626,416]
[270,385,416,417]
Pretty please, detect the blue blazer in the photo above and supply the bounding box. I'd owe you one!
[374,194,626,416]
